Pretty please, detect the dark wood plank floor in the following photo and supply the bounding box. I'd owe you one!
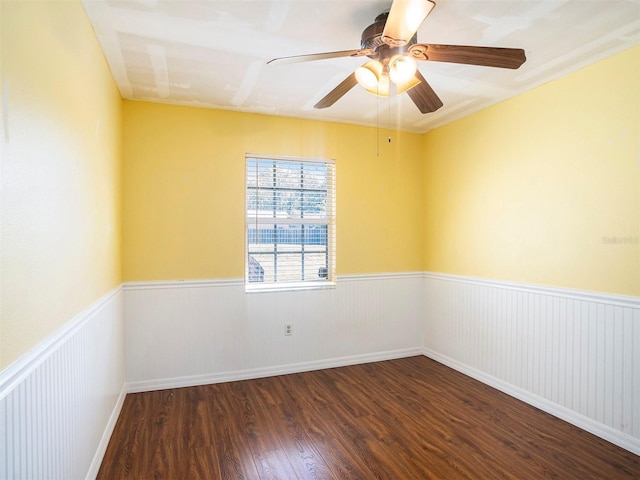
[98,356,639,479]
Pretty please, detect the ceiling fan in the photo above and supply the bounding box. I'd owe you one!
[267,0,526,114]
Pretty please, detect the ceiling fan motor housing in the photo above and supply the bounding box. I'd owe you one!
[361,12,417,61]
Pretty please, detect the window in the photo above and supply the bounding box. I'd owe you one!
[245,155,336,291]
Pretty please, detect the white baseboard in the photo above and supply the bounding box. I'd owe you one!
[127,347,423,393]
[422,348,640,456]
[85,384,127,480]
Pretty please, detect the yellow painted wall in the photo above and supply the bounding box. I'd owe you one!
[423,46,640,296]
[0,1,122,368]
[122,102,425,280]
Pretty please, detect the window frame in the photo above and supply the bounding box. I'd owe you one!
[244,154,336,292]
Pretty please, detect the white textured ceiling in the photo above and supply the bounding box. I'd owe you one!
[82,0,640,133]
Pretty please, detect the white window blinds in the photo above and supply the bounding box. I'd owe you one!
[245,155,336,290]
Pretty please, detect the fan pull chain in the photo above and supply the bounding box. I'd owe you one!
[388,94,391,144]
[376,83,380,157]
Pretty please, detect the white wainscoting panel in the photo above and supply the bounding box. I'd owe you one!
[422,272,640,454]
[0,287,126,480]
[124,274,425,391]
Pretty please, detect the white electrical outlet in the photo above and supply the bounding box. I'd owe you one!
[284,323,292,336]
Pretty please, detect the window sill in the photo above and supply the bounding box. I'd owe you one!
[245,281,336,293]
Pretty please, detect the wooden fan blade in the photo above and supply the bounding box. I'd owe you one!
[314,73,358,109]
[267,49,373,65]
[382,0,435,47]
[406,70,443,114]
[409,44,526,69]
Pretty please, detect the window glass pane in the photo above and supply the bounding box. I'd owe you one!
[246,157,335,289]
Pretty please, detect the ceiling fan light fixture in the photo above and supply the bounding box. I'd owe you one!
[365,73,390,97]
[355,60,384,90]
[395,73,421,94]
[389,55,417,84]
